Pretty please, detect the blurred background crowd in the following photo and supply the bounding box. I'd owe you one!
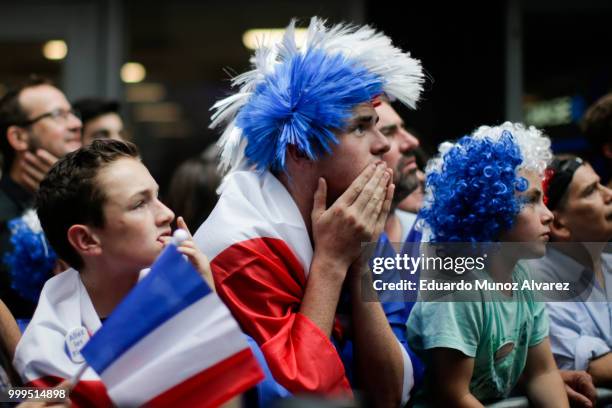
[1,0,610,200]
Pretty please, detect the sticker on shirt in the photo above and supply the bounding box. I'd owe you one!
[494,341,515,362]
[64,326,90,363]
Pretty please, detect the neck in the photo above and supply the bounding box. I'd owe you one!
[80,262,139,319]
[277,171,318,240]
[487,250,518,293]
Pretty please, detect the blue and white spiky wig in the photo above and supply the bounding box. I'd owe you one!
[421,122,552,243]
[210,17,424,174]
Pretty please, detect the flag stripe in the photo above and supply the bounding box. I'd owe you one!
[28,376,113,408]
[145,348,263,408]
[195,171,313,274]
[81,246,210,373]
[99,294,256,404]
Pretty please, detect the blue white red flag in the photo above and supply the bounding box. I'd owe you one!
[80,242,264,407]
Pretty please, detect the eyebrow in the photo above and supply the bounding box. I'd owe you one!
[524,188,542,200]
[352,114,377,124]
[130,185,159,200]
[379,123,399,134]
[580,181,598,196]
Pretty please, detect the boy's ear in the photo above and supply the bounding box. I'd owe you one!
[550,210,571,241]
[6,126,29,152]
[67,225,102,258]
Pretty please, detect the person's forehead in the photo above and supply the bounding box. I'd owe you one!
[19,84,69,115]
[375,102,402,126]
[570,164,598,193]
[350,102,377,119]
[87,112,123,129]
[97,157,153,199]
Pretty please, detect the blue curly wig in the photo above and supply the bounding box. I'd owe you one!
[236,48,383,172]
[421,131,530,243]
[3,215,56,302]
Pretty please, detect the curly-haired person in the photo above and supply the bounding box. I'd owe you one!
[407,122,569,407]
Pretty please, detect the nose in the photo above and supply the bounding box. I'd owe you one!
[541,203,554,226]
[398,128,420,154]
[372,127,391,156]
[67,112,82,132]
[156,199,175,226]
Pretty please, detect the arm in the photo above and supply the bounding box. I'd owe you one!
[559,370,596,408]
[349,262,407,407]
[587,352,612,387]
[523,338,569,408]
[546,302,611,385]
[0,299,20,359]
[428,348,483,408]
[299,250,347,339]
[302,163,391,336]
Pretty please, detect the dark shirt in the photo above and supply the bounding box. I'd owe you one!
[0,176,37,318]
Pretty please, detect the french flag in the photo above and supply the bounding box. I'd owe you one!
[80,236,264,407]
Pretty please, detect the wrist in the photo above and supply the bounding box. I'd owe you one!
[310,251,350,282]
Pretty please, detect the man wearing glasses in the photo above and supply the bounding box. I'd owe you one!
[0,76,82,319]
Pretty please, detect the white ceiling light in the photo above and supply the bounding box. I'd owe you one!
[242,28,307,50]
[121,62,146,83]
[43,40,67,60]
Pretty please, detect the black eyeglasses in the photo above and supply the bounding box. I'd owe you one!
[18,108,81,127]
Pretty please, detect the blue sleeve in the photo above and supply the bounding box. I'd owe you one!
[383,301,424,389]
[376,232,425,389]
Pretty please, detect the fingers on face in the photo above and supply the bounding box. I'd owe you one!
[23,157,46,180]
[311,177,328,219]
[339,162,378,206]
[353,163,387,212]
[35,149,59,165]
[24,151,52,174]
[373,183,394,236]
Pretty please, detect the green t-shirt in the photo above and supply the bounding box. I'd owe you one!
[407,263,549,404]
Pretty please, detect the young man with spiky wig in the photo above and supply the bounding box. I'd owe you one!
[195,17,424,406]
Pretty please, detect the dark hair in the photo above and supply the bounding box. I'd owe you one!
[0,76,53,171]
[544,154,585,211]
[72,98,120,125]
[582,94,612,154]
[36,139,139,269]
[166,156,221,230]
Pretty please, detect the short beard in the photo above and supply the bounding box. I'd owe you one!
[392,155,420,208]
